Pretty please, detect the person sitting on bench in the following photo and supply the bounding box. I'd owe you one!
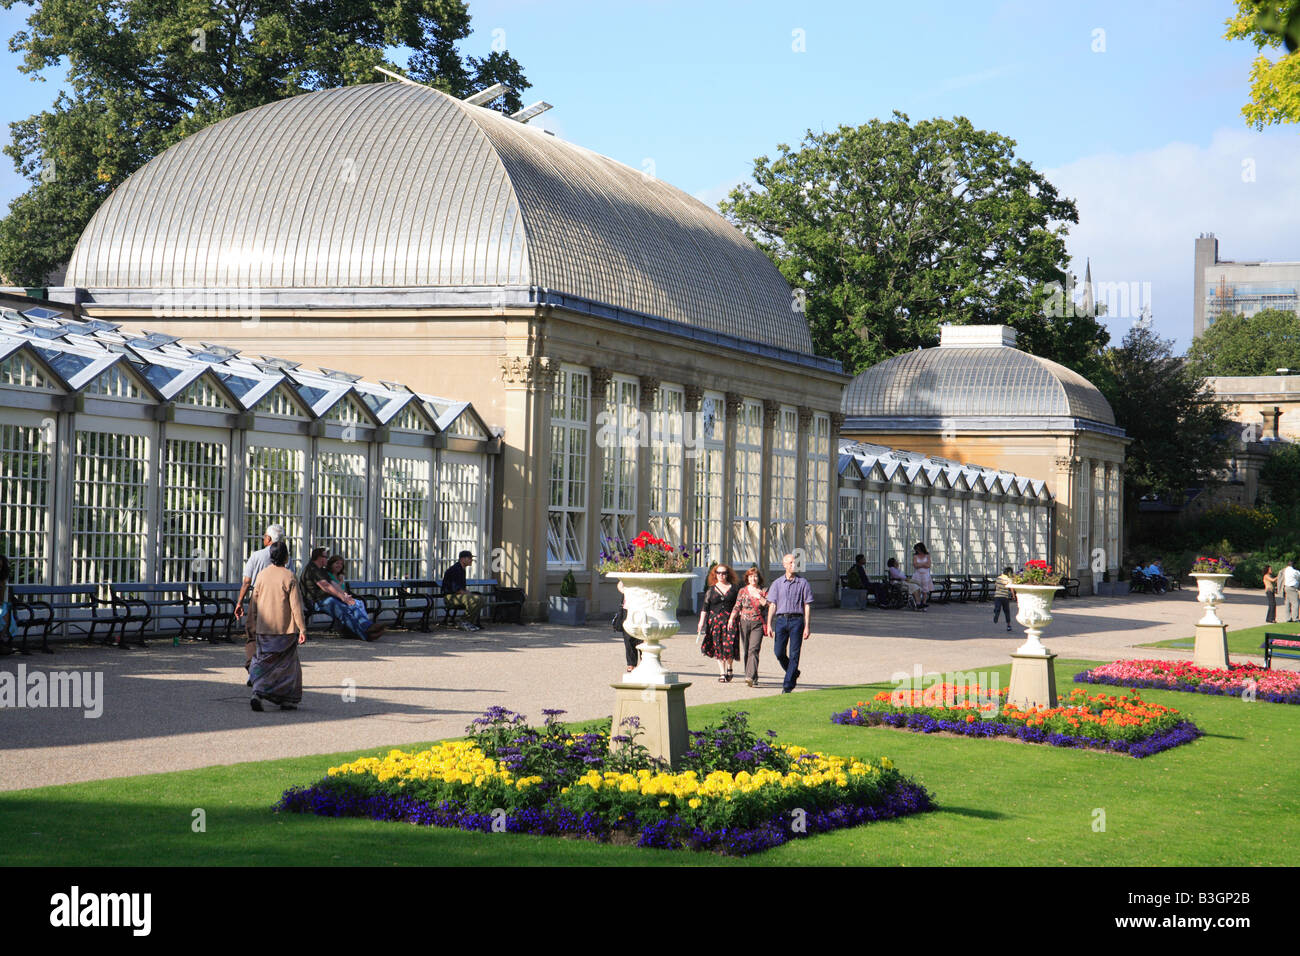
[844,554,871,609]
[442,551,484,632]
[300,548,383,641]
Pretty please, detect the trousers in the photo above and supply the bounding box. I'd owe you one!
[737,617,765,682]
[1286,587,1300,623]
[319,596,372,639]
[772,615,804,692]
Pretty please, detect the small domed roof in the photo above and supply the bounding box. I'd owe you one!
[842,326,1115,425]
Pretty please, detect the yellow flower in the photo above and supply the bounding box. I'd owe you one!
[688,798,701,809]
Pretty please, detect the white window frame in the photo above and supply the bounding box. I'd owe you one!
[693,391,725,566]
[803,412,831,568]
[548,365,590,567]
[599,375,639,554]
[732,399,763,568]
[768,405,797,567]
[381,448,434,580]
[160,424,228,584]
[649,384,684,547]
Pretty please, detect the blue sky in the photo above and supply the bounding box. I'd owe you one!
[2,0,1297,351]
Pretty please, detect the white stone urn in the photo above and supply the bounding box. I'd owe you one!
[1013,584,1064,656]
[607,572,696,685]
[1190,573,1232,628]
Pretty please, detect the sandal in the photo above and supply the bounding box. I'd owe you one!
[718,676,727,683]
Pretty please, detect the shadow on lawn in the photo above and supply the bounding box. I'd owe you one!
[935,805,1007,821]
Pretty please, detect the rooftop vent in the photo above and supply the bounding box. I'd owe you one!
[938,324,1017,348]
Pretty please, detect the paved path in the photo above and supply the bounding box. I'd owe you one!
[1,588,1290,791]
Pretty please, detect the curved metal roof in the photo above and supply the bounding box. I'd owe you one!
[67,82,813,356]
[842,345,1116,425]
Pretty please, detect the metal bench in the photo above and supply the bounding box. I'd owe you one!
[489,584,524,623]
[346,580,407,628]
[1264,632,1300,670]
[109,583,211,646]
[396,580,443,631]
[8,585,116,653]
[197,583,243,642]
[1059,576,1081,598]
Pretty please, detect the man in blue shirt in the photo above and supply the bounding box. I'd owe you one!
[765,553,812,694]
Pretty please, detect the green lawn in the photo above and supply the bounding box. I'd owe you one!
[2,659,1296,866]
[1141,620,1300,658]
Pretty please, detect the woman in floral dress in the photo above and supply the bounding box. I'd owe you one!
[697,563,740,681]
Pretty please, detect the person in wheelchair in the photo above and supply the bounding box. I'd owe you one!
[886,557,925,610]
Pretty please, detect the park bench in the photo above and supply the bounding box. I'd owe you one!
[196,583,244,642]
[1059,575,1081,598]
[345,580,407,628]
[109,583,212,646]
[1128,569,1150,593]
[490,585,525,624]
[945,575,970,603]
[396,580,443,631]
[964,575,990,602]
[1263,632,1300,670]
[8,585,116,653]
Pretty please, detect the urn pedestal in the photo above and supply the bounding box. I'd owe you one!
[1006,584,1063,709]
[606,572,697,768]
[1190,573,1232,671]
[610,681,692,769]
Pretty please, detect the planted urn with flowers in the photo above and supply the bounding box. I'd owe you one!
[598,532,699,685]
[1189,556,1234,669]
[1010,560,1064,656]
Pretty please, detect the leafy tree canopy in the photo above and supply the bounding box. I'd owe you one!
[1225,0,1300,127]
[718,112,1109,381]
[1186,308,1300,377]
[0,0,529,285]
[1100,325,1231,514]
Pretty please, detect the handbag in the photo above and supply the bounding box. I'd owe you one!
[611,606,627,632]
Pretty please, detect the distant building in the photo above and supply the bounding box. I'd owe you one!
[1193,234,1300,339]
[840,324,1128,591]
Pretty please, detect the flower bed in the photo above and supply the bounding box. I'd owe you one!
[277,708,933,855]
[832,685,1202,758]
[1076,659,1300,704]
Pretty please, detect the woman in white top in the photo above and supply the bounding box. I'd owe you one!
[911,542,933,611]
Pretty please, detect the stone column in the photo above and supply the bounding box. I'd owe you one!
[795,406,813,571]
[636,376,659,537]
[682,384,703,553]
[586,367,613,610]
[723,391,743,565]
[500,354,558,621]
[828,412,845,581]
[1052,452,1078,578]
[760,399,779,572]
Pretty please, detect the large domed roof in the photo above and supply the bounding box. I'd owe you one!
[842,326,1115,425]
[67,82,814,356]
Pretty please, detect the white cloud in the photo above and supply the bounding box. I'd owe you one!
[1045,127,1300,352]
[693,176,747,211]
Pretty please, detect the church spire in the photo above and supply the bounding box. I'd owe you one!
[1081,258,1094,317]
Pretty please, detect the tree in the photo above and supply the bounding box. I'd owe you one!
[0,0,530,285]
[1186,308,1300,376]
[1225,0,1300,127]
[717,112,1109,380]
[1101,325,1232,536]
[1260,441,1300,513]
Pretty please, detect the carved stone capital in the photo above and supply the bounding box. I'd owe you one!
[797,405,814,429]
[725,391,745,417]
[829,412,846,434]
[762,398,781,419]
[1053,455,1078,471]
[683,384,705,410]
[590,367,614,401]
[638,376,661,410]
[500,355,560,389]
